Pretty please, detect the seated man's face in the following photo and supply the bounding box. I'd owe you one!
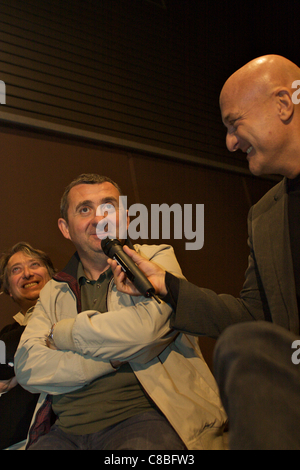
[58,182,129,257]
[7,251,51,310]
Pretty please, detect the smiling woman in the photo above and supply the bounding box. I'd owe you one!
[8,254,50,312]
[0,242,56,314]
[0,242,56,449]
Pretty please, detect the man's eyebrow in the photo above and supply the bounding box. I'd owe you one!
[223,113,240,126]
[75,200,94,212]
[75,197,119,212]
[224,113,236,122]
[100,197,119,205]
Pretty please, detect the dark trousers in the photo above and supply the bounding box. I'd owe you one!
[28,410,186,450]
[214,321,300,450]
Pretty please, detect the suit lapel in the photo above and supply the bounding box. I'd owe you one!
[254,179,299,333]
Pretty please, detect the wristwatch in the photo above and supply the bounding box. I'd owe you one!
[48,324,56,341]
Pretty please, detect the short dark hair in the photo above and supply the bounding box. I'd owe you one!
[60,174,123,223]
[0,242,56,295]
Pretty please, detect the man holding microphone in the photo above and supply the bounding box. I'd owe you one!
[108,55,300,450]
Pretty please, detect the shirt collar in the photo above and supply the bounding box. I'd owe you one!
[77,261,112,286]
[13,305,36,326]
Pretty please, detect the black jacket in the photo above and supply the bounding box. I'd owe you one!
[0,321,38,449]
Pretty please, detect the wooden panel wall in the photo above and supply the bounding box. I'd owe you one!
[0,0,251,171]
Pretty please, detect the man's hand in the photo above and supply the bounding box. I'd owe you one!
[0,376,18,395]
[46,337,58,350]
[107,245,168,297]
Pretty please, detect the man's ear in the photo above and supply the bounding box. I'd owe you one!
[276,88,294,123]
[58,218,72,241]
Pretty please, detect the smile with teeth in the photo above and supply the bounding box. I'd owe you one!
[23,282,38,289]
[246,146,253,155]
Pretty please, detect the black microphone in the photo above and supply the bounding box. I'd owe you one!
[101,237,161,304]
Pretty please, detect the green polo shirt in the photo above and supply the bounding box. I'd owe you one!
[52,262,157,435]
[78,262,112,313]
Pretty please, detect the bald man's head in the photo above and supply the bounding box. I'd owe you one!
[223,55,300,91]
[219,55,300,178]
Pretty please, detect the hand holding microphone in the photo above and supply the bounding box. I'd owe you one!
[101,238,165,303]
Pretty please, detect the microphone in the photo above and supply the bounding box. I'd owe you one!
[101,237,161,304]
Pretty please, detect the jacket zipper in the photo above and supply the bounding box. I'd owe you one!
[105,276,114,312]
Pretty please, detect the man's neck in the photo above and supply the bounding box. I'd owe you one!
[78,251,110,281]
[280,140,300,179]
[283,165,300,179]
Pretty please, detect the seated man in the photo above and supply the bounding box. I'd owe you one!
[15,173,227,450]
[0,242,55,449]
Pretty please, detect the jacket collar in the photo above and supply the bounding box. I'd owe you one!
[53,239,135,315]
[255,177,299,333]
[273,176,288,201]
[53,252,82,313]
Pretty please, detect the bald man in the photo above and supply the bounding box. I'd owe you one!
[109,55,300,449]
[221,55,300,178]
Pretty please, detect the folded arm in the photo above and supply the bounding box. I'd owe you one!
[15,244,184,393]
[53,245,184,362]
[15,302,116,395]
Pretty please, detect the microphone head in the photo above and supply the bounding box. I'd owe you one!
[101,237,121,257]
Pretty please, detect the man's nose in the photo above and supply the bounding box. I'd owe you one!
[92,212,107,226]
[226,132,240,152]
